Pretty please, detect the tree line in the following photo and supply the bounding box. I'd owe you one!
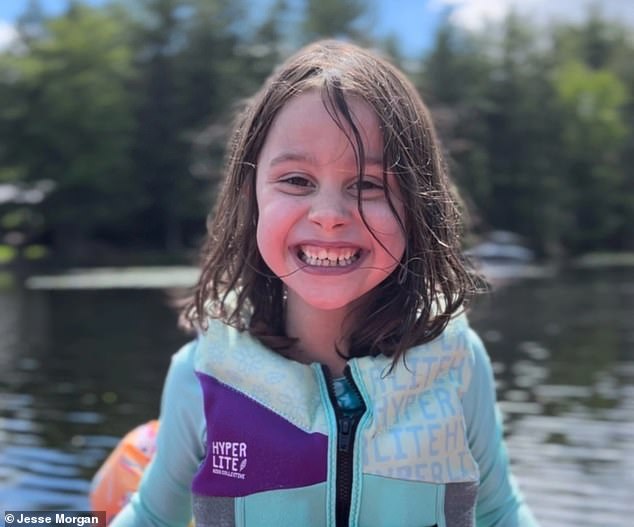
[0,0,632,265]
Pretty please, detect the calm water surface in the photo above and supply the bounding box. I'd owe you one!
[1,267,633,526]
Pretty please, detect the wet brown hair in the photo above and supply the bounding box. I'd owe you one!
[182,39,477,366]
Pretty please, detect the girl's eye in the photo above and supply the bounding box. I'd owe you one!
[282,175,312,187]
[277,174,315,194]
[350,178,384,194]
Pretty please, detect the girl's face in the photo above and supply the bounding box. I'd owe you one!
[255,91,406,314]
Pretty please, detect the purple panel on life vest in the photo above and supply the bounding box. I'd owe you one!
[192,372,328,497]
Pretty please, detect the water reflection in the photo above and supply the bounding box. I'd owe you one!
[1,268,632,526]
[470,268,634,527]
[0,288,188,510]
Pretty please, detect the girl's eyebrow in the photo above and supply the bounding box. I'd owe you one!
[268,151,384,168]
[269,151,317,167]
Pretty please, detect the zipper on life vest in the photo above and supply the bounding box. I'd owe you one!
[322,365,366,527]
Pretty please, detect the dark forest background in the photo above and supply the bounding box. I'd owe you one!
[1,0,633,268]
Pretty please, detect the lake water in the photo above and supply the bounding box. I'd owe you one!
[0,266,632,526]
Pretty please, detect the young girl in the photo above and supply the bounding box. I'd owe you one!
[104,40,538,527]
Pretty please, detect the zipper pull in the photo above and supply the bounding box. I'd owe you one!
[337,413,356,452]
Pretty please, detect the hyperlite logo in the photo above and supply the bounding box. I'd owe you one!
[211,441,247,479]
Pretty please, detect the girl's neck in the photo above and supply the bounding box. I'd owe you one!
[284,292,351,377]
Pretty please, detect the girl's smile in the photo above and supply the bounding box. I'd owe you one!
[255,90,406,314]
[298,244,360,267]
[295,243,362,271]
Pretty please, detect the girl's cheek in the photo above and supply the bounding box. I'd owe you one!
[363,203,405,236]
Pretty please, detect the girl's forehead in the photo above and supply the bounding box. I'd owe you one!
[275,89,374,119]
[258,90,383,163]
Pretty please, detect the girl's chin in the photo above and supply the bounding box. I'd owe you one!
[285,286,367,314]
[293,297,354,312]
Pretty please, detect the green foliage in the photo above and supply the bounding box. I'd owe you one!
[421,10,634,256]
[1,208,31,229]
[301,0,372,44]
[0,2,140,252]
[23,244,48,260]
[0,245,17,264]
[555,61,627,153]
[551,61,628,250]
[123,0,259,251]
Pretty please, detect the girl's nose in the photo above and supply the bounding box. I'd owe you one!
[307,191,351,230]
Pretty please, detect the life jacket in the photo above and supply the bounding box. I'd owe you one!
[190,315,479,527]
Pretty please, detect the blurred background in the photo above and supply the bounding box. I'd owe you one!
[0,0,632,525]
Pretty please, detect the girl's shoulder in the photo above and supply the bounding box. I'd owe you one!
[394,312,480,364]
[351,313,488,398]
[191,317,314,384]
[193,317,273,361]
[174,318,255,367]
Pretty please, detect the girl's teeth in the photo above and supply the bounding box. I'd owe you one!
[299,247,359,267]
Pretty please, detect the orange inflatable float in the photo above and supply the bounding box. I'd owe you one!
[90,420,159,524]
